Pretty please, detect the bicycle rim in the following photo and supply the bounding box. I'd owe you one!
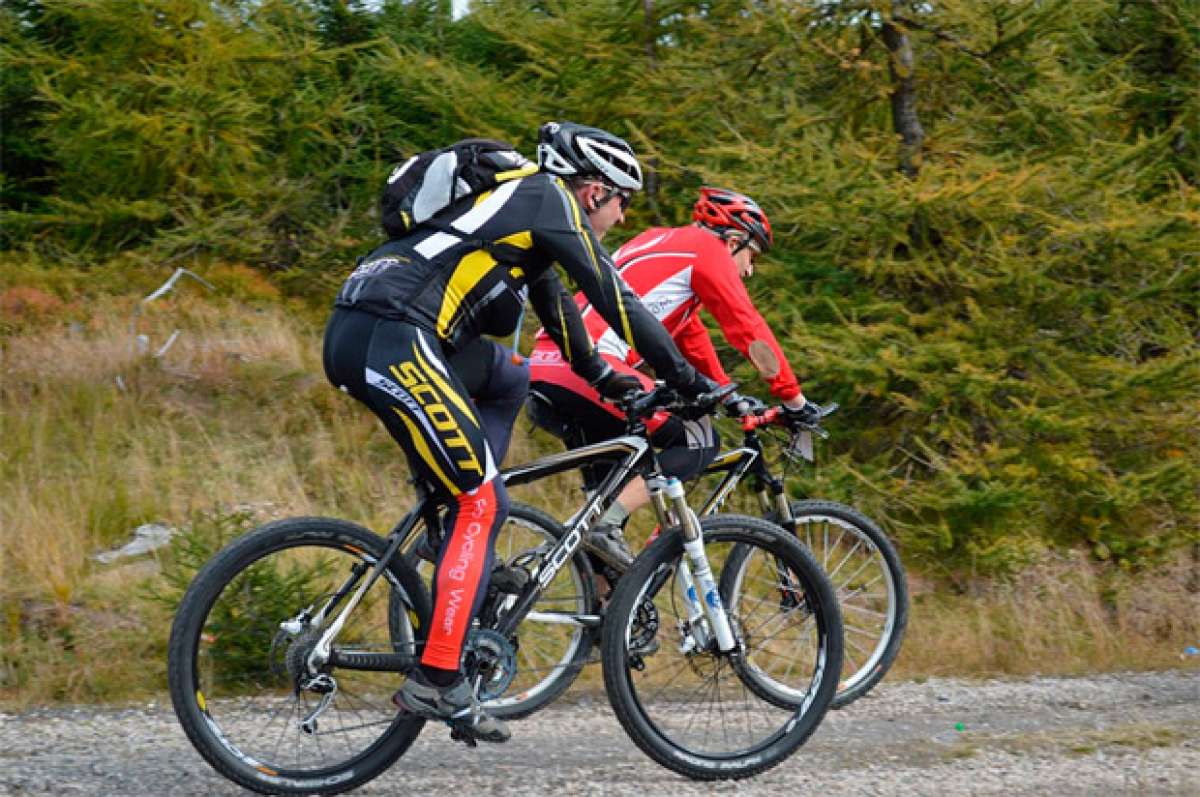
[787,503,904,704]
[171,520,424,792]
[602,516,842,779]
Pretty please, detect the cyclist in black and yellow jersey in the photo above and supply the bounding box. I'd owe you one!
[323,122,715,742]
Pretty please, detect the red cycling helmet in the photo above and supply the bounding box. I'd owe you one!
[692,187,773,254]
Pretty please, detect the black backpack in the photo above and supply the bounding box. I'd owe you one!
[380,138,537,239]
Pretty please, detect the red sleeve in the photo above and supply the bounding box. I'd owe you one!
[674,312,731,385]
[689,242,802,401]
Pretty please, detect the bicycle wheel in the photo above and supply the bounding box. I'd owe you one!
[405,502,598,720]
[601,514,843,780]
[168,517,430,795]
[774,500,907,708]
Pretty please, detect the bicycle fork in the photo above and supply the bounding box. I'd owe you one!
[649,477,737,654]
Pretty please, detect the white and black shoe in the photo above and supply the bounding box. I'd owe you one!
[583,522,636,572]
[393,671,510,744]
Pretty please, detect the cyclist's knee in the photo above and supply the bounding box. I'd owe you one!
[453,475,509,527]
[657,445,710,481]
[488,345,529,401]
[652,417,720,482]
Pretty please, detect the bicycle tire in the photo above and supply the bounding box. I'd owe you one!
[774,500,907,708]
[168,517,430,795]
[404,502,599,720]
[601,514,843,780]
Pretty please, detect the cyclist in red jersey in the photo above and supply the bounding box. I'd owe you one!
[528,187,822,573]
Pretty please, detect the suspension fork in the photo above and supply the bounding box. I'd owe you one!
[752,468,808,609]
[648,477,737,653]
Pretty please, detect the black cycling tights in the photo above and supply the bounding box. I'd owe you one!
[323,307,510,673]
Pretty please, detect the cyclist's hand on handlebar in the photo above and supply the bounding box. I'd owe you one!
[721,391,767,418]
[593,368,643,400]
[782,397,823,429]
[673,371,719,399]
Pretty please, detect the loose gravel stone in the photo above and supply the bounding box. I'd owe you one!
[1,670,1196,795]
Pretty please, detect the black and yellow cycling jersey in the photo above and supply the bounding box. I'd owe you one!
[335,172,701,390]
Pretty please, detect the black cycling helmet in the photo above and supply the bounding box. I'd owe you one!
[536,121,644,191]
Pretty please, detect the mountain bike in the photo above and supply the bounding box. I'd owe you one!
[506,394,906,713]
[167,384,844,793]
[693,403,907,708]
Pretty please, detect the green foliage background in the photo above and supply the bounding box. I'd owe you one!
[3,0,1197,580]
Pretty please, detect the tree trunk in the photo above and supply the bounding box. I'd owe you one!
[882,19,924,178]
[642,0,663,220]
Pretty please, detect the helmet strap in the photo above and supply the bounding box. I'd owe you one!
[718,230,751,255]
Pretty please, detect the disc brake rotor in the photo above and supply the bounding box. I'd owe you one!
[629,598,659,650]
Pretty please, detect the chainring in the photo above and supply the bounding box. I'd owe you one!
[463,628,518,701]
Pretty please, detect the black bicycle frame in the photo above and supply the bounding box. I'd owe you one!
[329,433,656,673]
[697,427,797,532]
[495,433,652,638]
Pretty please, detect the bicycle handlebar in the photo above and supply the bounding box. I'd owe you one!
[615,381,741,423]
[739,401,840,434]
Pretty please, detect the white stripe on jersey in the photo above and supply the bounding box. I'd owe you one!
[580,251,695,323]
[595,326,629,360]
[416,329,451,378]
[595,266,696,360]
[414,178,525,260]
[612,232,669,263]
[615,250,693,275]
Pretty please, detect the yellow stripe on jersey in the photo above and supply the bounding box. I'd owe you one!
[392,408,460,495]
[495,230,533,250]
[556,298,571,361]
[494,164,539,182]
[437,249,497,338]
[613,278,635,346]
[563,189,600,276]
[411,342,479,429]
[560,182,635,345]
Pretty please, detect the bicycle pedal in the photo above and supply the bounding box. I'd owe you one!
[449,725,478,748]
[628,655,646,672]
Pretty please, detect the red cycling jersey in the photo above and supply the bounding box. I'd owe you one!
[533,225,801,401]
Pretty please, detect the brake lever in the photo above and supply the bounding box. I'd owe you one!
[785,429,815,463]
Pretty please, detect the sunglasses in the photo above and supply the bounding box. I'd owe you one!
[731,235,763,259]
[593,183,634,212]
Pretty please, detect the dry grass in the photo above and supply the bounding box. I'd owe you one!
[894,549,1200,679]
[2,295,1197,706]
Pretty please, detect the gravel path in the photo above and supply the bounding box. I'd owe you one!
[2,670,1196,796]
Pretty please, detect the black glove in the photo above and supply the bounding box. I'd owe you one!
[782,398,822,429]
[592,367,643,400]
[674,370,719,399]
[722,391,767,418]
